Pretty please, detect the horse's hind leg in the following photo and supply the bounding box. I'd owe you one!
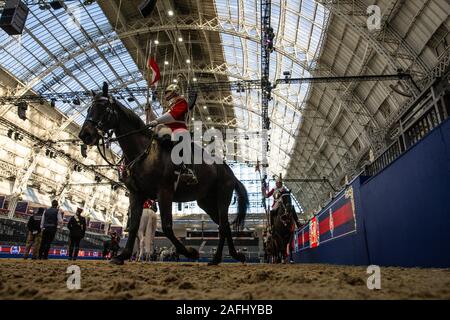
[223,222,246,263]
[197,197,225,265]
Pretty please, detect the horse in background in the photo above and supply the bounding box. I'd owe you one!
[269,191,298,263]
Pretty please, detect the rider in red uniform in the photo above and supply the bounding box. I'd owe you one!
[149,84,189,134]
[148,84,196,184]
[262,177,289,227]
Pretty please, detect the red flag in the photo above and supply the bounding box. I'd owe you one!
[147,58,160,86]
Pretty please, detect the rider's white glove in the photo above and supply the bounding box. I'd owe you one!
[148,120,158,127]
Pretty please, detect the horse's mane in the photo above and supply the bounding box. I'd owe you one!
[110,98,154,139]
[113,98,147,129]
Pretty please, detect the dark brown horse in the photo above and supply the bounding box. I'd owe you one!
[269,192,296,263]
[79,82,248,265]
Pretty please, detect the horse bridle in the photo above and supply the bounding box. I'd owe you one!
[85,95,155,171]
[85,96,124,166]
[86,96,118,134]
[278,193,293,227]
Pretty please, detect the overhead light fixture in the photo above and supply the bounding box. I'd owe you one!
[0,0,30,36]
[178,37,183,42]
[186,59,191,64]
[173,79,177,83]
[81,144,87,158]
[49,1,64,10]
[193,77,197,82]
[203,105,207,109]
[154,39,159,45]
[16,101,27,120]
[168,9,174,16]
[164,61,169,65]
[207,117,211,121]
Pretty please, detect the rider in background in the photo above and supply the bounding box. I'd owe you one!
[262,177,288,228]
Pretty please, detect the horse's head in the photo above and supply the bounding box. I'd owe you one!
[79,82,118,146]
[279,191,293,227]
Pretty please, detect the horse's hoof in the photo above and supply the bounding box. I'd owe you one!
[235,252,246,263]
[186,247,199,260]
[110,257,124,265]
[207,260,220,266]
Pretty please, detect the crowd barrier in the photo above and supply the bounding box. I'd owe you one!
[0,245,103,260]
[292,119,450,268]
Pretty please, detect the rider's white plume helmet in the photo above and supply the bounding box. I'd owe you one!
[276,175,283,183]
[165,84,180,95]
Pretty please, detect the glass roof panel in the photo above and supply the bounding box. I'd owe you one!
[215,0,329,178]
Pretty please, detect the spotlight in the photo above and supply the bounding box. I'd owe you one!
[51,99,56,108]
[73,98,81,105]
[164,61,169,65]
[186,59,191,64]
[80,144,87,158]
[168,9,174,16]
[7,129,13,139]
[178,37,183,42]
[154,39,159,45]
[16,101,27,120]
[49,1,64,10]
[111,184,119,191]
[193,77,197,82]
[95,175,101,183]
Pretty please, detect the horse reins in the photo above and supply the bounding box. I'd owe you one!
[88,96,156,170]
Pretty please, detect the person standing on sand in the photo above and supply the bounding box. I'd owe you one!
[39,200,63,259]
[67,207,87,261]
[23,207,44,260]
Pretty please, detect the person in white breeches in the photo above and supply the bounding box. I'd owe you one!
[136,200,157,261]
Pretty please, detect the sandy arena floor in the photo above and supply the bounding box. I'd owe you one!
[0,259,449,300]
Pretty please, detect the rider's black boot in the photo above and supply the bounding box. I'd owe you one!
[175,163,198,185]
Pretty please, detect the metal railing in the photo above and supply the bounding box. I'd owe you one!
[365,74,449,177]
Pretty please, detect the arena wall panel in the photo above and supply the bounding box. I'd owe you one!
[293,119,450,268]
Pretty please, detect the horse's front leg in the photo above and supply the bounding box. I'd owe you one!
[159,190,199,260]
[111,193,144,265]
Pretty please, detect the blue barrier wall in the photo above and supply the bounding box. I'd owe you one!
[293,119,450,268]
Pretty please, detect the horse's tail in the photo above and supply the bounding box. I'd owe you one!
[222,164,249,228]
[232,178,249,228]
